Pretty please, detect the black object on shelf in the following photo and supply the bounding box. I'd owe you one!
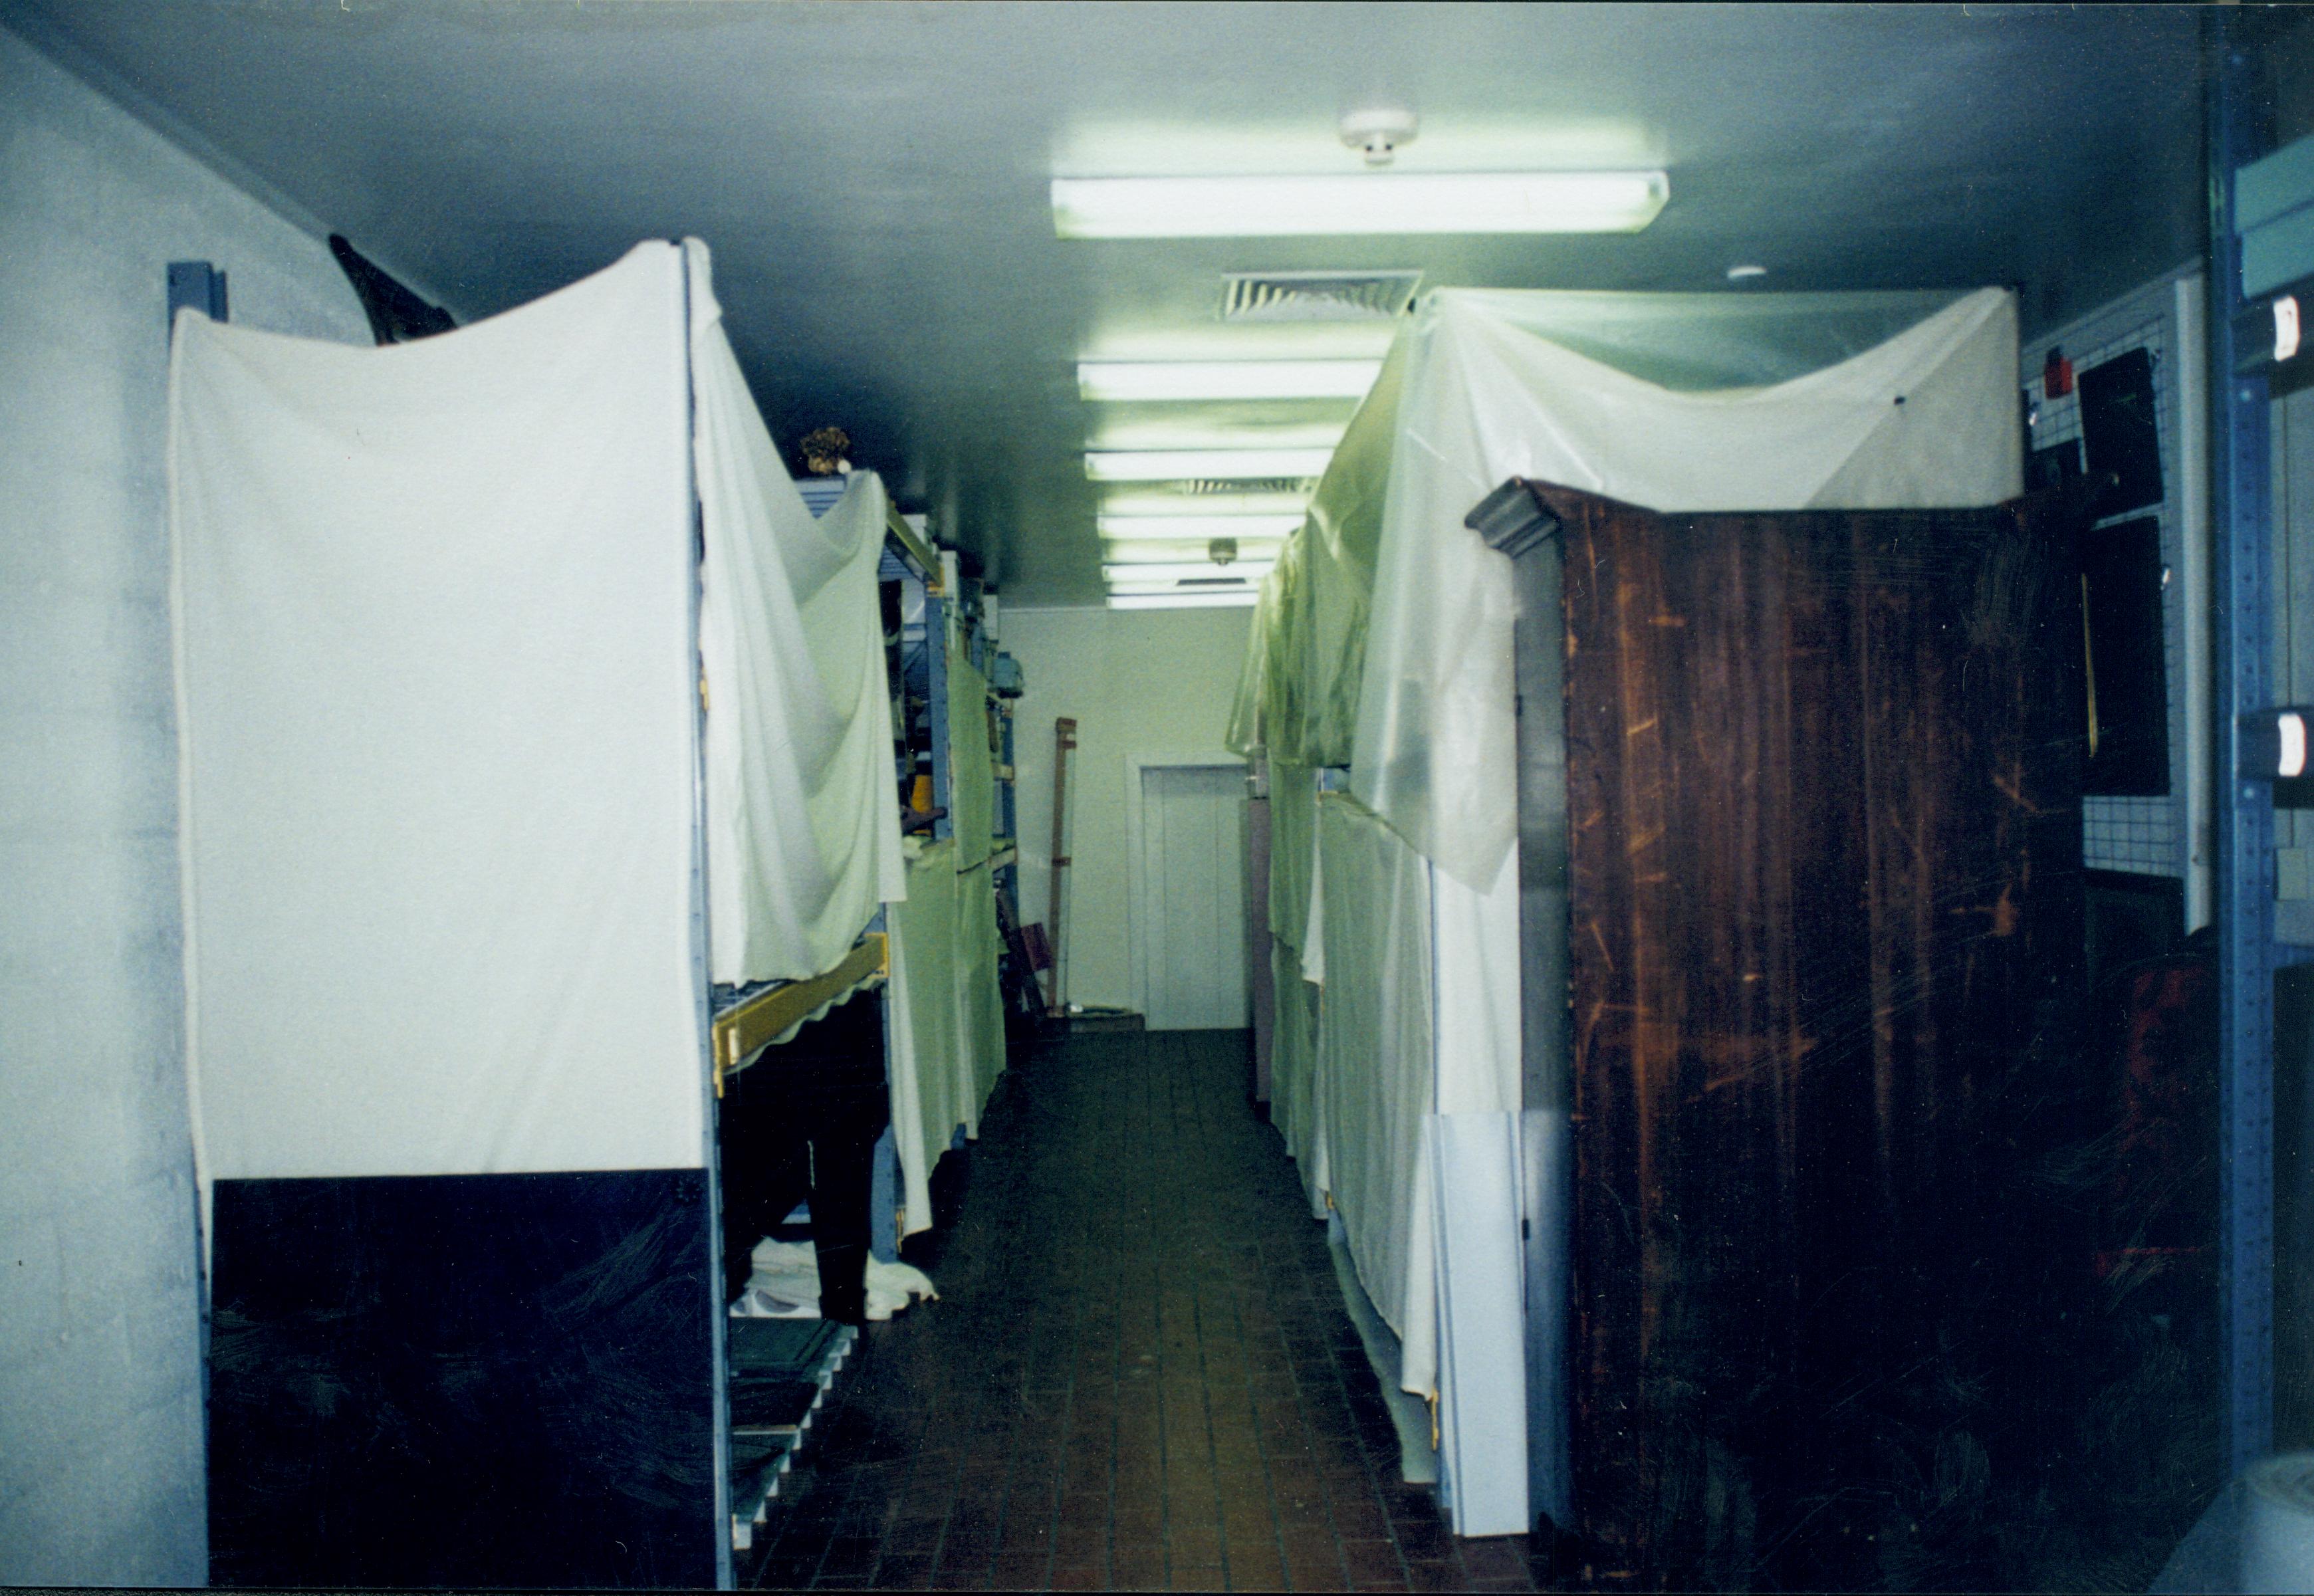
[2079,348,2164,517]
[2029,437,2085,494]
[2081,516,2172,796]
[328,234,457,346]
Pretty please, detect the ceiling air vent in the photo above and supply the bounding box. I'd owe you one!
[1220,270,1421,323]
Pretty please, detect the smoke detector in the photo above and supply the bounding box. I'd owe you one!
[1340,106,1418,167]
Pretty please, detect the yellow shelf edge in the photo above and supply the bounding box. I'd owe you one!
[713,933,890,1093]
[883,506,941,587]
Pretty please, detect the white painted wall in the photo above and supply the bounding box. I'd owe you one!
[0,25,369,1583]
[1002,606,1252,1014]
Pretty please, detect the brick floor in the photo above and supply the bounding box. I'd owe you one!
[741,1028,1556,1593]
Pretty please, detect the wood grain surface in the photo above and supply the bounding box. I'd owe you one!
[1535,483,2087,1589]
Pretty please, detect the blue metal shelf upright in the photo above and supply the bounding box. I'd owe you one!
[2210,8,2280,1472]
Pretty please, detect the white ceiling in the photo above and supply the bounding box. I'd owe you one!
[7,1,2204,603]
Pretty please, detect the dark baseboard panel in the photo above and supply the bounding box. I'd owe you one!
[208,1167,717,1588]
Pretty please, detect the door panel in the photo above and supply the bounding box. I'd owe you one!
[1140,765,1248,1030]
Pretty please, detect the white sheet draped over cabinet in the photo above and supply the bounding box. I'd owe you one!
[1312,794,1437,1389]
[172,238,910,1185]
[1232,285,2022,1536]
[1353,285,2022,890]
[1306,794,1522,1396]
[172,241,705,1181]
[689,241,906,987]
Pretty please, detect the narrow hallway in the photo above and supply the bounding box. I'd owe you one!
[743,1030,1548,1593]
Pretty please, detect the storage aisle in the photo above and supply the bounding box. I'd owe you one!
[741,1029,1547,1592]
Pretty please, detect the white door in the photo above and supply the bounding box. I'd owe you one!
[1137,764,1249,1030]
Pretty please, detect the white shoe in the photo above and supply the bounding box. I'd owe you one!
[866,1258,939,1303]
[750,1238,819,1274]
[729,1286,818,1319]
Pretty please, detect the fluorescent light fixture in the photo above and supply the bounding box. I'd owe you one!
[1103,562,1276,586]
[1086,447,1337,482]
[1107,571,1258,593]
[1104,538,1288,566]
[1100,487,1312,518]
[1099,513,1304,542]
[1052,171,1668,239]
[1078,360,1383,402]
[1107,590,1262,610]
[1091,419,1347,453]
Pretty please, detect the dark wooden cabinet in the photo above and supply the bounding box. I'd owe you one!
[1480,481,2090,1589]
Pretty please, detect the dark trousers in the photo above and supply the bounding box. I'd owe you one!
[717,990,889,1325]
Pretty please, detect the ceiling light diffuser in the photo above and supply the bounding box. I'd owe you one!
[1103,562,1277,586]
[1106,568,1258,589]
[1107,590,1262,611]
[1099,487,1313,518]
[1077,360,1383,402]
[1052,171,1669,239]
[1098,513,1304,542]
[1091,419,1347,453]
[1086,448,1337,482]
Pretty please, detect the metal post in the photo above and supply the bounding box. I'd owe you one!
[681,255,739,1591]
[166,259,227,328]
[2209,9,2278,1473]
[1048,717,1079,1015]
[927,593,953,842]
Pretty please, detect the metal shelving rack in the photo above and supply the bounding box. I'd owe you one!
[2206,9,2313,1473]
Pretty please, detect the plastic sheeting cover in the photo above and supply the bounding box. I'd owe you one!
[887,842,962,1237]
[948,641,997,871]
[885,838,1008,1236]
[1308,790,1525,1400]
[1427,1110,1529,1537]
[1267,760,1319,957]
[1314,792,1439,1395]
[957,861,1007,1110]
[1231,282,2020,1528]
[1226,341,1408,767]
[1353,285,2022,887]
[691,238,907,986]
[172,241,703,1179]
[1264,760,1328,1214]
[1270,939,1328,1219]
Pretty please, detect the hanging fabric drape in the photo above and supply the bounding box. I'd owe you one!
[690,240,907,988]
[1353,285,2021,889]
[172,238,912,1184]
[885,836,1008,1237]
[172,242,704,1181]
